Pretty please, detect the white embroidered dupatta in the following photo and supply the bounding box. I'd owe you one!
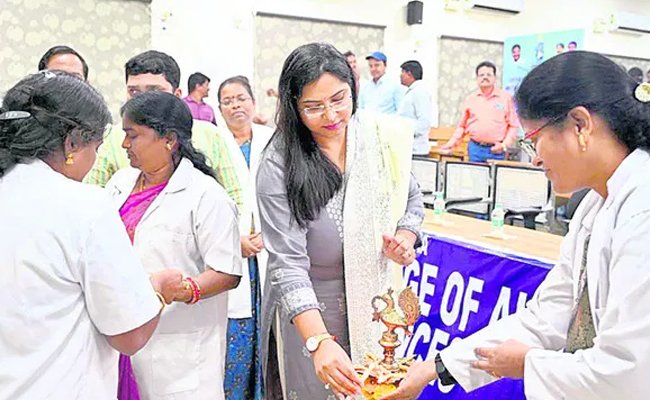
[343,111,415,364]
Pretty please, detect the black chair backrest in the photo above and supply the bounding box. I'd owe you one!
[565,188,590,220]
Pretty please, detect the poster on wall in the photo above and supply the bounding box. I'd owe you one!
[503,29,585,95]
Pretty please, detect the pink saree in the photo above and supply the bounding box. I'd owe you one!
[117,180,167,400]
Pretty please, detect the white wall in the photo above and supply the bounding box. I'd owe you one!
[150,0,256,111]
[150,0,650,123]
[426,0,650,59]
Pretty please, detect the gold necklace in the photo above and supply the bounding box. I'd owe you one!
[139,174,146,192]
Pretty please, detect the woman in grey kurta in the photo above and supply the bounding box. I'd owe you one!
[257,43,424,400]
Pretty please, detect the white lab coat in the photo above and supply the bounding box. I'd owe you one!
[217,123,274,319]
[441,149,650,400]
[0,160,159,399]
[106,158,242,400]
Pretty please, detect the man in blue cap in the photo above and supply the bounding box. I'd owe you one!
[358,51,404,114]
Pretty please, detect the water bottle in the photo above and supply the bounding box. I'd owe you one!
[491,204,505,233]
[433,192,445,221]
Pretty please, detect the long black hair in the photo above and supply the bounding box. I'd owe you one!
[120,91,216,180]
[273,42,357,228]
[516,51,650,151]
[0,71,111,177]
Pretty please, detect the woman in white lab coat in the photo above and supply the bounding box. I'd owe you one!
[105,91,242,400]
[217,75,273,399]
[0,72,182,399]
[384,51,650,400]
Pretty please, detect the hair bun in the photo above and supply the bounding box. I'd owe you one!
[634,82,650,103]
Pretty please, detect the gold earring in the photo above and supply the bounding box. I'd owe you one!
[65,154,74,165]
[166,143,172,151]
[578,134,587,152]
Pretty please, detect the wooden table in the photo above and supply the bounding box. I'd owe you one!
[428,146,465,161]
[422,209,563,262]
[487,159,536,168]
[428,127,468,161]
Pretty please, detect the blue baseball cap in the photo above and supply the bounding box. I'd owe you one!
[365,51,387,63]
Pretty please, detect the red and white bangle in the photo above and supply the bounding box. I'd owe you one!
[184,277,201,304]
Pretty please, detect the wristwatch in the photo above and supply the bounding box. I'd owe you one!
[305,333,335,353]
[435,353,458,386]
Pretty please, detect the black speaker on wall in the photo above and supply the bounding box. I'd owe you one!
[407,1,423,25]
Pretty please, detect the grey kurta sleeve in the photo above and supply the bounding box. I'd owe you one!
[256,152,320,321]
[396,174,425,244]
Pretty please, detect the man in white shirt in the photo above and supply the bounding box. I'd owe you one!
[358,51,404,114]
[398,60,432,156]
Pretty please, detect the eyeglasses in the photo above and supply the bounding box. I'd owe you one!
[518,114,566,159]
[523,114,566,140]
[300,95,352,119]
[220,96,252,107]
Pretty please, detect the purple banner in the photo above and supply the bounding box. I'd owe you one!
[397,233,554,399]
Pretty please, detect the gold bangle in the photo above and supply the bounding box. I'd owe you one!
[155,292,166,312]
